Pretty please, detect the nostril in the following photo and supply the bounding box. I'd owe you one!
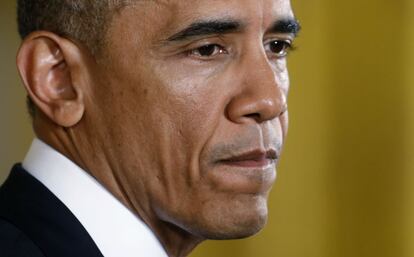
[245,113,261,121]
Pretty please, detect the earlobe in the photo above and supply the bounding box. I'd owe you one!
[16,32,85,127]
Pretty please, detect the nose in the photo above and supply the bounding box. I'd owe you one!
[226,52,287,124]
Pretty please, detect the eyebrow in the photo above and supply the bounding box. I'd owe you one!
[165,17,301,42]
[268,18,301,36]
[166,19,244,42]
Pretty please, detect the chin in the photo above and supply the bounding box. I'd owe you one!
[205,215,268,240]
[188,194,270,240]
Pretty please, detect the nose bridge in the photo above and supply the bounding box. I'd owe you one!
[226,48,286,124]
[246,51,279,94]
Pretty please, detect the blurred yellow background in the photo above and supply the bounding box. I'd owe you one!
[1,0,414,256]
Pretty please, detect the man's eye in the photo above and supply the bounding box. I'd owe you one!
[190,44,227,58]
[265,40,292,57]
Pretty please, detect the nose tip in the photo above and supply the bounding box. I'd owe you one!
[257,98,287,121]
[226,93,287,124]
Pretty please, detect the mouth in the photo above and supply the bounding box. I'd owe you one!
[218,149,278,168]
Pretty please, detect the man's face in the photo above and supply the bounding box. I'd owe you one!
[84,0,296,239]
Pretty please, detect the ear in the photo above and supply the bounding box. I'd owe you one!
[16,31,86,127]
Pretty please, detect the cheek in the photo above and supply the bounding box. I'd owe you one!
[280,111,289,139]
[133,84,224,211]
[275,59,289,87]
[145,59,230,165]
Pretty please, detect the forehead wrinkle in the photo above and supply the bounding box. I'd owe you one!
[115,0,181,36]
[120,0,172,10]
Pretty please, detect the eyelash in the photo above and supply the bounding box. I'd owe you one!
[187,40,295,60]
[264,40,294,58]
[187,44,228,59]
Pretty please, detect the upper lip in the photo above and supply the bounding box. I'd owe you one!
[219,149,279,163]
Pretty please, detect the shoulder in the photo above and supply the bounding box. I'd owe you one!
[0,218,45,257]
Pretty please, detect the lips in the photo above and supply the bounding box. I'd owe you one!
[218,149,278,168]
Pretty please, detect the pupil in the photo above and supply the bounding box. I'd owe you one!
[198,45,215,56]
[270,41,284,53]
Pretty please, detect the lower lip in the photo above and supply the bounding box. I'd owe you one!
[208,160,277,194]
[220,159,274,168]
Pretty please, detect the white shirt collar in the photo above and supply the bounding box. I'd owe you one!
[22,138,168,257]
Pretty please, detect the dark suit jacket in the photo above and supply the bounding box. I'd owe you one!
[0,164,104,257]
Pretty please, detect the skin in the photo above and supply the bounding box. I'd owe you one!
[16,0,297,256]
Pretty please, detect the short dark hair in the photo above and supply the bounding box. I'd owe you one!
[17,0,130,118]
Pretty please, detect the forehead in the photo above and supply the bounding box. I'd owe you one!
[123,0,294,32]
[149,0,293,15]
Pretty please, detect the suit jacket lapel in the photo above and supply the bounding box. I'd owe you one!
[0,165,104,257]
